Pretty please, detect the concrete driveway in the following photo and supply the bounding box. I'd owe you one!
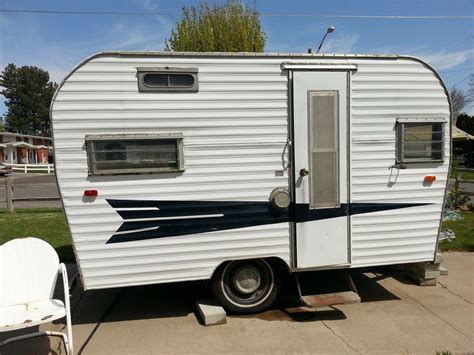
[1,253,473,354]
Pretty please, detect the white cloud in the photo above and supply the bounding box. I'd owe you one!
[321,33,359,54]
[370,44,474,72]
[413,49,474,70]
[0,3,174,83]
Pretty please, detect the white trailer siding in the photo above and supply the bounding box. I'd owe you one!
[349,60,450,266]
[52,55,291,290]
[51,52,450,289]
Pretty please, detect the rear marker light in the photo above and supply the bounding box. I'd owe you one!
[84,190,98,197]
[424,176,436,183]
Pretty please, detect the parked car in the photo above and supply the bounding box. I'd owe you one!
[0,164,12,176]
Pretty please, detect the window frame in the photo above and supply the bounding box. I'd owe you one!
[396,117,446,164]
[137,67,199,92]
[85,133,185,176]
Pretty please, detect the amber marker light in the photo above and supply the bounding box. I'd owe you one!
[424,176,436,183]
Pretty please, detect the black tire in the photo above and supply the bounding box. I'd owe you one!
[211,259,279,314]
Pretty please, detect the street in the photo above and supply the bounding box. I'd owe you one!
[0,173,61,209]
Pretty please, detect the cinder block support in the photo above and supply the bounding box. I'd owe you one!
[404,261,441,287]
[196,299,227,326]
[439,266,449,276]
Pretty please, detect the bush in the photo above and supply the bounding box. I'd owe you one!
[446,190,470,210]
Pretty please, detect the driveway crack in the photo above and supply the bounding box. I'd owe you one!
[316,311,361,354]
[437,281,474,305]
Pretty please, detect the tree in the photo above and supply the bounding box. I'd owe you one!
[450,87,466,119]
[468,74,474,104]
[0,64,57,136]
[165,1,266,52]
[457,113,474,135]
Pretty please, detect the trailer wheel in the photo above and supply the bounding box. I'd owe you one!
[211,259,278,314]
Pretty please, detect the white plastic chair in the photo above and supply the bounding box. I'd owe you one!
[0,237,73,354]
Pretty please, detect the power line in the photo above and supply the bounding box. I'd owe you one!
[0,8,473,19]
[451,75,472,88]
[441,67,474,74]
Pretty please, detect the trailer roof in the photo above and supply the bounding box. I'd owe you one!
[90,50,399,59]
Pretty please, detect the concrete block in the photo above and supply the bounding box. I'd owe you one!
[435,252,444,264]
[196,299,227,326]
[405,269,439,281]
[404,272,437,287]
[418,278,437,287]
[439,266,449,276]
[404,263,440,279]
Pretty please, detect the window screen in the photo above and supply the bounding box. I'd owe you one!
[397,122,444,163]
[137,67,198,92]
[86,134,184,176]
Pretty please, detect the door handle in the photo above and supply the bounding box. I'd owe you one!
[299,168,309,177]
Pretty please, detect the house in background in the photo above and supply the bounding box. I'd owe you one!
[0,132,53,165]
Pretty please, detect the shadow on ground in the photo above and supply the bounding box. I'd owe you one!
[0,267,403,355]
[72,267,401,326]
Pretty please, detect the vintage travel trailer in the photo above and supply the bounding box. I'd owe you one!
[51,51,451,313]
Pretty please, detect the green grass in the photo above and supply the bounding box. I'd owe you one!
[458,170,474,181]
[0,208,75,262]
[451,169,474,180]
[440,212,474,252]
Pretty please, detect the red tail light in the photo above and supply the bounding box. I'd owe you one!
[84,189,98,197]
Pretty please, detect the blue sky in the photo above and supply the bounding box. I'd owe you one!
[1,0,473,115]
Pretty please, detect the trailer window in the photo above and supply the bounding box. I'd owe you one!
[137,67,198,92]
[397,122,444,163]
[86,134,184,176]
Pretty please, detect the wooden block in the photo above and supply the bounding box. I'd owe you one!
[301,291,361,308]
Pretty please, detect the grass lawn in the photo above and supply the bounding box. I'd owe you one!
[440,212,474,252]
[458,170,474,181]
[0,208,75,262]
[451,170,474,180]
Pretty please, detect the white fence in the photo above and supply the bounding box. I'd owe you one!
[3,163,55,174]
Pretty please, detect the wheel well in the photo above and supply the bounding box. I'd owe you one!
[210,257,291,281]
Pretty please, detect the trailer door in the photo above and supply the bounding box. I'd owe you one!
[292,71,349,269]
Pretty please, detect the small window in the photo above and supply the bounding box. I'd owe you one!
[397,120,444,163]
[137,67,198,92]
[86,134,184,176]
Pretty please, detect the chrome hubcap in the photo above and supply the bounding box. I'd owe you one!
[232,266,261,294]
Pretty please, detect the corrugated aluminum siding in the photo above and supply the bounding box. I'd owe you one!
[349,59,450,266]
[52,53,450,288]
[52,55,291,289]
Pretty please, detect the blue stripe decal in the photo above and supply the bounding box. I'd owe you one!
[105,199,429,244]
